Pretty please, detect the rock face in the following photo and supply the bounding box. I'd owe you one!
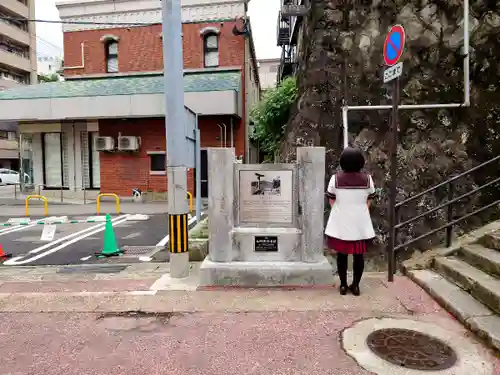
[280,0,500,260]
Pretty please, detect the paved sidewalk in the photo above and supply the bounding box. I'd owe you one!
[0,266,498,374]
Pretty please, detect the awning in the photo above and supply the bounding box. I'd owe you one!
[0,70,242,121]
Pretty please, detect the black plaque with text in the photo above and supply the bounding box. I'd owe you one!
[254,236,278,252]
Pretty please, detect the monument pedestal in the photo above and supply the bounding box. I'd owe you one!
[200,147,335,287]
[199,259,334,287]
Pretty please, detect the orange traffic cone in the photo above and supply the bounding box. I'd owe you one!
[0,244,12,261]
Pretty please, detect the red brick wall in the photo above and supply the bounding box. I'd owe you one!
[63,21,245,76]
[98,116,244,196]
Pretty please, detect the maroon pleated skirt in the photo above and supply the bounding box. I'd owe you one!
[326,236,368,255]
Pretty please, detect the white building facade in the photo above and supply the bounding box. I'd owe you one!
[258,58,279,90]
[37,56,63,77]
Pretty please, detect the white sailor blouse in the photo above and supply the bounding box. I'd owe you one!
[324,172,376,241]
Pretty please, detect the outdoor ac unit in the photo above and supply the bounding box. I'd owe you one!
[118,136,140,151]
[94,136,115,151]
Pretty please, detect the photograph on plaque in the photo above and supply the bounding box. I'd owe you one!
[239,169,293,224]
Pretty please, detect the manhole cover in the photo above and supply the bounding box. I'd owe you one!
[366,328,457,371]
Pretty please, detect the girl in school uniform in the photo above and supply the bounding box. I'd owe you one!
[325,147,376,296]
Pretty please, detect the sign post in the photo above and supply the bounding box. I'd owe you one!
[383,24,405,282]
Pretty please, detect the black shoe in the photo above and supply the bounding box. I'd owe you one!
[349,284,360,296]
[339,285,348,295]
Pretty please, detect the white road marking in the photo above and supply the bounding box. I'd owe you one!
[156,214,199,247]
[0,216,59,236]
[28,215,129,254]
[80,256,92,261]
[3,215,130,265]
[0,225,21,234]
[0,223,37,236]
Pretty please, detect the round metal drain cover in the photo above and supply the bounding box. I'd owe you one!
[366,328,457,371]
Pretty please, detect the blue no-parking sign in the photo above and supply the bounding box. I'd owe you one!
[383,25,405,66]
[383,25,405,83]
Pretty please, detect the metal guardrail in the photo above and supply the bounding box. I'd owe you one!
[186,192,193,212]
[8,183,95,204]
[25,195,48,217]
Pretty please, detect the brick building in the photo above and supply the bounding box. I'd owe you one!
[0,0,260,199]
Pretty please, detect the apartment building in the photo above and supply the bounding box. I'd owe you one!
[258,58,279,90]
[0,0,37,90]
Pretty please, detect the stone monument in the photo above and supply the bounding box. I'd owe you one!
[199,147,335,286]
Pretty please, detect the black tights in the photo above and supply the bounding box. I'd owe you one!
[336,253,364,287]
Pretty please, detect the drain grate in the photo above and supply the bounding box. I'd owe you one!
[366,328,457,371]
[121,246,158,255]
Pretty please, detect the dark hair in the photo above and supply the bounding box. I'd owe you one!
[339,147,365,173]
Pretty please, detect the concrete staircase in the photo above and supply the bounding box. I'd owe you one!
[408,230,500,351]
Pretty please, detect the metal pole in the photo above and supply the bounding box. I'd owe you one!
[342,107,348,149]
[445,181,454,247]
[19,132,24,193]
[388,77,399,282]
[195,128,201,222]
[162,0,189,278]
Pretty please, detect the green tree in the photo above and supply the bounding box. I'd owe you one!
[38,73,60,83]
[250,77,297,158]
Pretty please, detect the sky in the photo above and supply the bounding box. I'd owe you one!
[35,0,282,59]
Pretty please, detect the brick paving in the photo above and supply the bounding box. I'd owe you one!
[0,268,498,374]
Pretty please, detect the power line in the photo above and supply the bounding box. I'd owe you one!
[37,37,62,53]
[0,15,160,26]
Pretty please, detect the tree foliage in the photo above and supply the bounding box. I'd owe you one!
[250,77,297,157]
[39,73,60,83]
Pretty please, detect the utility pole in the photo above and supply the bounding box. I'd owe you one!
[162,0,190,278]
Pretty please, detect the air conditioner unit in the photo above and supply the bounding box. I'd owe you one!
[94,136,115,151]
[118,136,140,151]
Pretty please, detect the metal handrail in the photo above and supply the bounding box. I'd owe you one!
[395,154,500,208]
[395,175,500,230]
[389,154,500,277]
[394,199,500,252]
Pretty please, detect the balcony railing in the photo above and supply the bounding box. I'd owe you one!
[3,0,29,18]
[0,68,29,84]
[277,45,297,84]
[276,11,291,46]
[0,16,29,46]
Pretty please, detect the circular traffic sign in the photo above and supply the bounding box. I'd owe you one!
[383,25,405,66]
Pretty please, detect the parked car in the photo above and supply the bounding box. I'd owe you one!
[0,168,31,185]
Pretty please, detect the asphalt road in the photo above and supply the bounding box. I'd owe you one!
[0,214,173,266]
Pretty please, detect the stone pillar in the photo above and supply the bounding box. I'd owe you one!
[207,148,235,262]
[297,147,326,262]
